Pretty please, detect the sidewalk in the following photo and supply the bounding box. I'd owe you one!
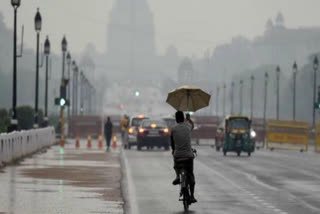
[0,138,123,214]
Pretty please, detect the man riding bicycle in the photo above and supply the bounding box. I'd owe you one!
[171,111,197,203]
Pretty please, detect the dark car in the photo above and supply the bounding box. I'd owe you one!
[137,119,170,151]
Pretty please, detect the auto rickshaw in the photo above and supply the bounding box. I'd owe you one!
[223,116,255,157]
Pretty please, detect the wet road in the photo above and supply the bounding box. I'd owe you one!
[0,140,123,214]
[123,145,320,214]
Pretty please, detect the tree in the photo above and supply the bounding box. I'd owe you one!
[0,108,10,133]
[16,106,34,130]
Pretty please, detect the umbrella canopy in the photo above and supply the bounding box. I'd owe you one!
[166,85,211,112]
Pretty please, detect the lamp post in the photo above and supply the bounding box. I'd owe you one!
[250,75,255,120]
[231,82,234,115]
[216,86,220,122]
[72,61,78,115]
[263,72,269,147]
[80,71,84,115]
[66,52,71,122]
[223,83,226,117]
[10,0,21,131]
[34,8,42,128]
[60,36,67,146]
[44,36,50,126]
[292,61,298,121]
[239,80,243,114]
[313,56,319,130]
[276,66,281,120]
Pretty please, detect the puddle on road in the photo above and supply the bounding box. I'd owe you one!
[0,144,124,214]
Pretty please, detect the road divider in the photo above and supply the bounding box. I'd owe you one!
[0,127,55,165]
[266,120,310,152]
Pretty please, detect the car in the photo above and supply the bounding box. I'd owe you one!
[137,119,170,151]
[124,115,149,149]
[162,116,176,129]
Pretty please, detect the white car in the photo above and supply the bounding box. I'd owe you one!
[124,115,149,149]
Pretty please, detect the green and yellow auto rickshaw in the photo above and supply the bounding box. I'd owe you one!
[223,116,255,157]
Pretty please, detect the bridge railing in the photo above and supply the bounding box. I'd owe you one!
[0,127,56,165]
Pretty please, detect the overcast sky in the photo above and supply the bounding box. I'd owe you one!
[1,0,320,56]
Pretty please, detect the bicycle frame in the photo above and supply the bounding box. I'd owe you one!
[179,168,190,211]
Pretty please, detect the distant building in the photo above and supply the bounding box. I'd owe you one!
[104,0,157,81]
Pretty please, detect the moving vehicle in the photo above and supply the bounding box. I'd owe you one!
[162,116,176,129]
[136,119,170,150]
[223,116,255,156]
[124,115,149,149]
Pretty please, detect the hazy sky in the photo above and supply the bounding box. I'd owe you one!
[1,0,320,56]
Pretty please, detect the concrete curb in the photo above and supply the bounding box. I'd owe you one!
[120,148,139,214]
[120,148,130,214]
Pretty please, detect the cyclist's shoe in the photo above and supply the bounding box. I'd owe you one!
[172,177,180,185]
[190,196,198,204]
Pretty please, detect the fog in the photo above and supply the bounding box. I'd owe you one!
[0,0,320,121]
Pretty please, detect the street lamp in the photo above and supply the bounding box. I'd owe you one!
[10,0,21,131]
[34,8,42,128]
[313,56,319,129]
[231,82,234,114]
[72,61,79,115]
[263,72,269,147]
[80,71,85,115]
[59,36,67,146]
[11,0,21,7]
[61,36,67,79]
[223,83,226,117]
[292,61,298,121]
[66,52,71,122]
[44,36,50,126]
[276,66,281,120]
[216,86,220,119]
[250,75,255,120]
[239,80,243,114]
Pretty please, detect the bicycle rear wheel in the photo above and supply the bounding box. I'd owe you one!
[183,190,189,212]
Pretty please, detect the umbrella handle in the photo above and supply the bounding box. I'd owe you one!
[187,90,190,112]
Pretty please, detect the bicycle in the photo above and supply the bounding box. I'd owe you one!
[177,149,197,212]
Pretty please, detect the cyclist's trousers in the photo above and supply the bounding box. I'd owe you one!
[174,158,195,185]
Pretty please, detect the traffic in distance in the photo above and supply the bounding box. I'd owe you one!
[122,114,257,156]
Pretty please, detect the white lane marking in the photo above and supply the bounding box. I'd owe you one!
[196,159,287,214]
[122,150,140,214]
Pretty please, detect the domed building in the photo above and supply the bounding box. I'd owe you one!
[105,0,158,81]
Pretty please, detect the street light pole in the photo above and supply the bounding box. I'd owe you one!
[313,56,319,130]
[223,83,226,117]
[216,86,220,119]
[231,82,234,115]
[60,36,67,146]
[44,36,50,126]
[72,61,77,115]
[66,52,71,122]
[250,75,255,120]
[263,72,269,147]
[10,0,21,131]
[80,71,84,115]
[34,8,42,128]
[292,61,298,121]
[239,80,243,114]
[276,66,281,120]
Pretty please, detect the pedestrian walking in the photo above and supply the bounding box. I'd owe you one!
[104,117,113,151]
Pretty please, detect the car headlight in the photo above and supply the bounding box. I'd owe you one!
[250,130,256,138]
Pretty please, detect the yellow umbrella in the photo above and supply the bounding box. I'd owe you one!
[166,85,211,112]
